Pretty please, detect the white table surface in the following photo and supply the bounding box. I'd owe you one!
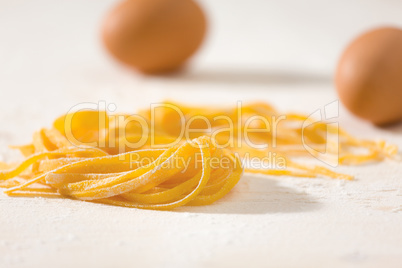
[0,1,401,267]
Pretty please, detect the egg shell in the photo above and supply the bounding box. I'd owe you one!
[335,27,402,125]
[102,0,207,74]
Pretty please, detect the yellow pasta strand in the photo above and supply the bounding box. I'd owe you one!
[0,101,398,210]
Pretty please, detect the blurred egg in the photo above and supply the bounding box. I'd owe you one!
[336,27,402,125]
[102,0,207,74]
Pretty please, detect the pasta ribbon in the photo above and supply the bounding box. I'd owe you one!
[1,136,242,210]
[0,101,398,210]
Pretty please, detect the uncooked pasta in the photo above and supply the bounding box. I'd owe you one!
[0,101,397,210]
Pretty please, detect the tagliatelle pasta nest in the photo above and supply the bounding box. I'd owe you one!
[0,136,242,210]
[0,101,398,210]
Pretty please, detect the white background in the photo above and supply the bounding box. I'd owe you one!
[0,1,402,267]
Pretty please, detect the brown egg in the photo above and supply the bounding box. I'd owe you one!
[101,0,207,74]
[335,27,402,125]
